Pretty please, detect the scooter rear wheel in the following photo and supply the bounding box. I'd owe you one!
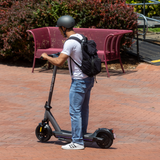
[35,124,52,142]
[96,132,113,149]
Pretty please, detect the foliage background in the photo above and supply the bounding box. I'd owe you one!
[0,0,138,62]
[126,0,160,18]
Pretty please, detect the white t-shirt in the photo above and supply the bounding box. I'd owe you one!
[61,33,88,79]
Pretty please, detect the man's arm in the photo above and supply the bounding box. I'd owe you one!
[41,52,69,67]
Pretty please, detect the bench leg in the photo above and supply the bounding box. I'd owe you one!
[104,61,110,77]
[119,58,125,73]
[32,57,36,73]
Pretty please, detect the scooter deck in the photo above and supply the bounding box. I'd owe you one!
[52,130,96,142]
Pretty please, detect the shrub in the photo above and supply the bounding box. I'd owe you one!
[100,0,137,48]
[32,0,65,28]
[0,0,13,55]
[0,0,137,62]
[0,0,43,61]
[32,0,102,28]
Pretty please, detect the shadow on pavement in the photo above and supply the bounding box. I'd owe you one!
[37,140,117,149]
[37,68,137,77]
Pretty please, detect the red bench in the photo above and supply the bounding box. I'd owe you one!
[27,27,132,77]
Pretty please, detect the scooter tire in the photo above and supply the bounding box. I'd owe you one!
[96,132,113,149]
[35,124,52,142]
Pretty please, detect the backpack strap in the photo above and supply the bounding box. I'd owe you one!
[67,34,87,44]
[66,35,85,75]
[67,36,83,67]
[67,36,82,44]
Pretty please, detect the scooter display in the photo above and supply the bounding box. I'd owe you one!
[35,53,116,149]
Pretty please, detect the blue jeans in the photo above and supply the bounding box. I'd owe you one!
[69,77,94,145]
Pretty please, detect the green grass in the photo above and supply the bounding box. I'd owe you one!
[148,28,160,32]
[139,28,160,33]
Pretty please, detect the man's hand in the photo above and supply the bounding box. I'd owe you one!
[41,53,49,60]
[41,52,69,67]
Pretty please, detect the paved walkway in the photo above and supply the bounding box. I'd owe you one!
[0,63,160,160]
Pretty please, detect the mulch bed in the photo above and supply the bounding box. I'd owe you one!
[0,51,139,71]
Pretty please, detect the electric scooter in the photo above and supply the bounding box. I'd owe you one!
[35,53,116,149]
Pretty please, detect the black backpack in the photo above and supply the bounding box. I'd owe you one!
[67,34,101,77]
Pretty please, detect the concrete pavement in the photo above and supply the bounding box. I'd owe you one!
[0,63,160,160]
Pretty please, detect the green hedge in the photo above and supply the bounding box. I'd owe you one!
[0,0,137,62]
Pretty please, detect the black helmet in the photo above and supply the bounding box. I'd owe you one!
[57,15,75,28]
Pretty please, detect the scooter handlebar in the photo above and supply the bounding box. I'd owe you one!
[40,52,60,60]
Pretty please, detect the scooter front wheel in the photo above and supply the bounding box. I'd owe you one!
[96,132,113,149]
[35,123,52,142]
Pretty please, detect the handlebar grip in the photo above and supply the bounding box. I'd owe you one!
[49,52,60,58]
[40,52,60,60]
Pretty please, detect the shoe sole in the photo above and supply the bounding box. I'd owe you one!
[61,147,84,150]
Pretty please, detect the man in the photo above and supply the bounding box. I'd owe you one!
[41,15,94,150]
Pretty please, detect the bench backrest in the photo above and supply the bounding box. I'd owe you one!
[27,27,132,53]
[47,27,131,51]
[47,27,66,48]
[27,27,51,50]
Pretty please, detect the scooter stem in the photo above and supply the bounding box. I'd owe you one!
[47,65,57,106]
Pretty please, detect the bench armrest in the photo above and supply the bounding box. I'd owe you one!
[26,27,51,52]
[104,30,133,53]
